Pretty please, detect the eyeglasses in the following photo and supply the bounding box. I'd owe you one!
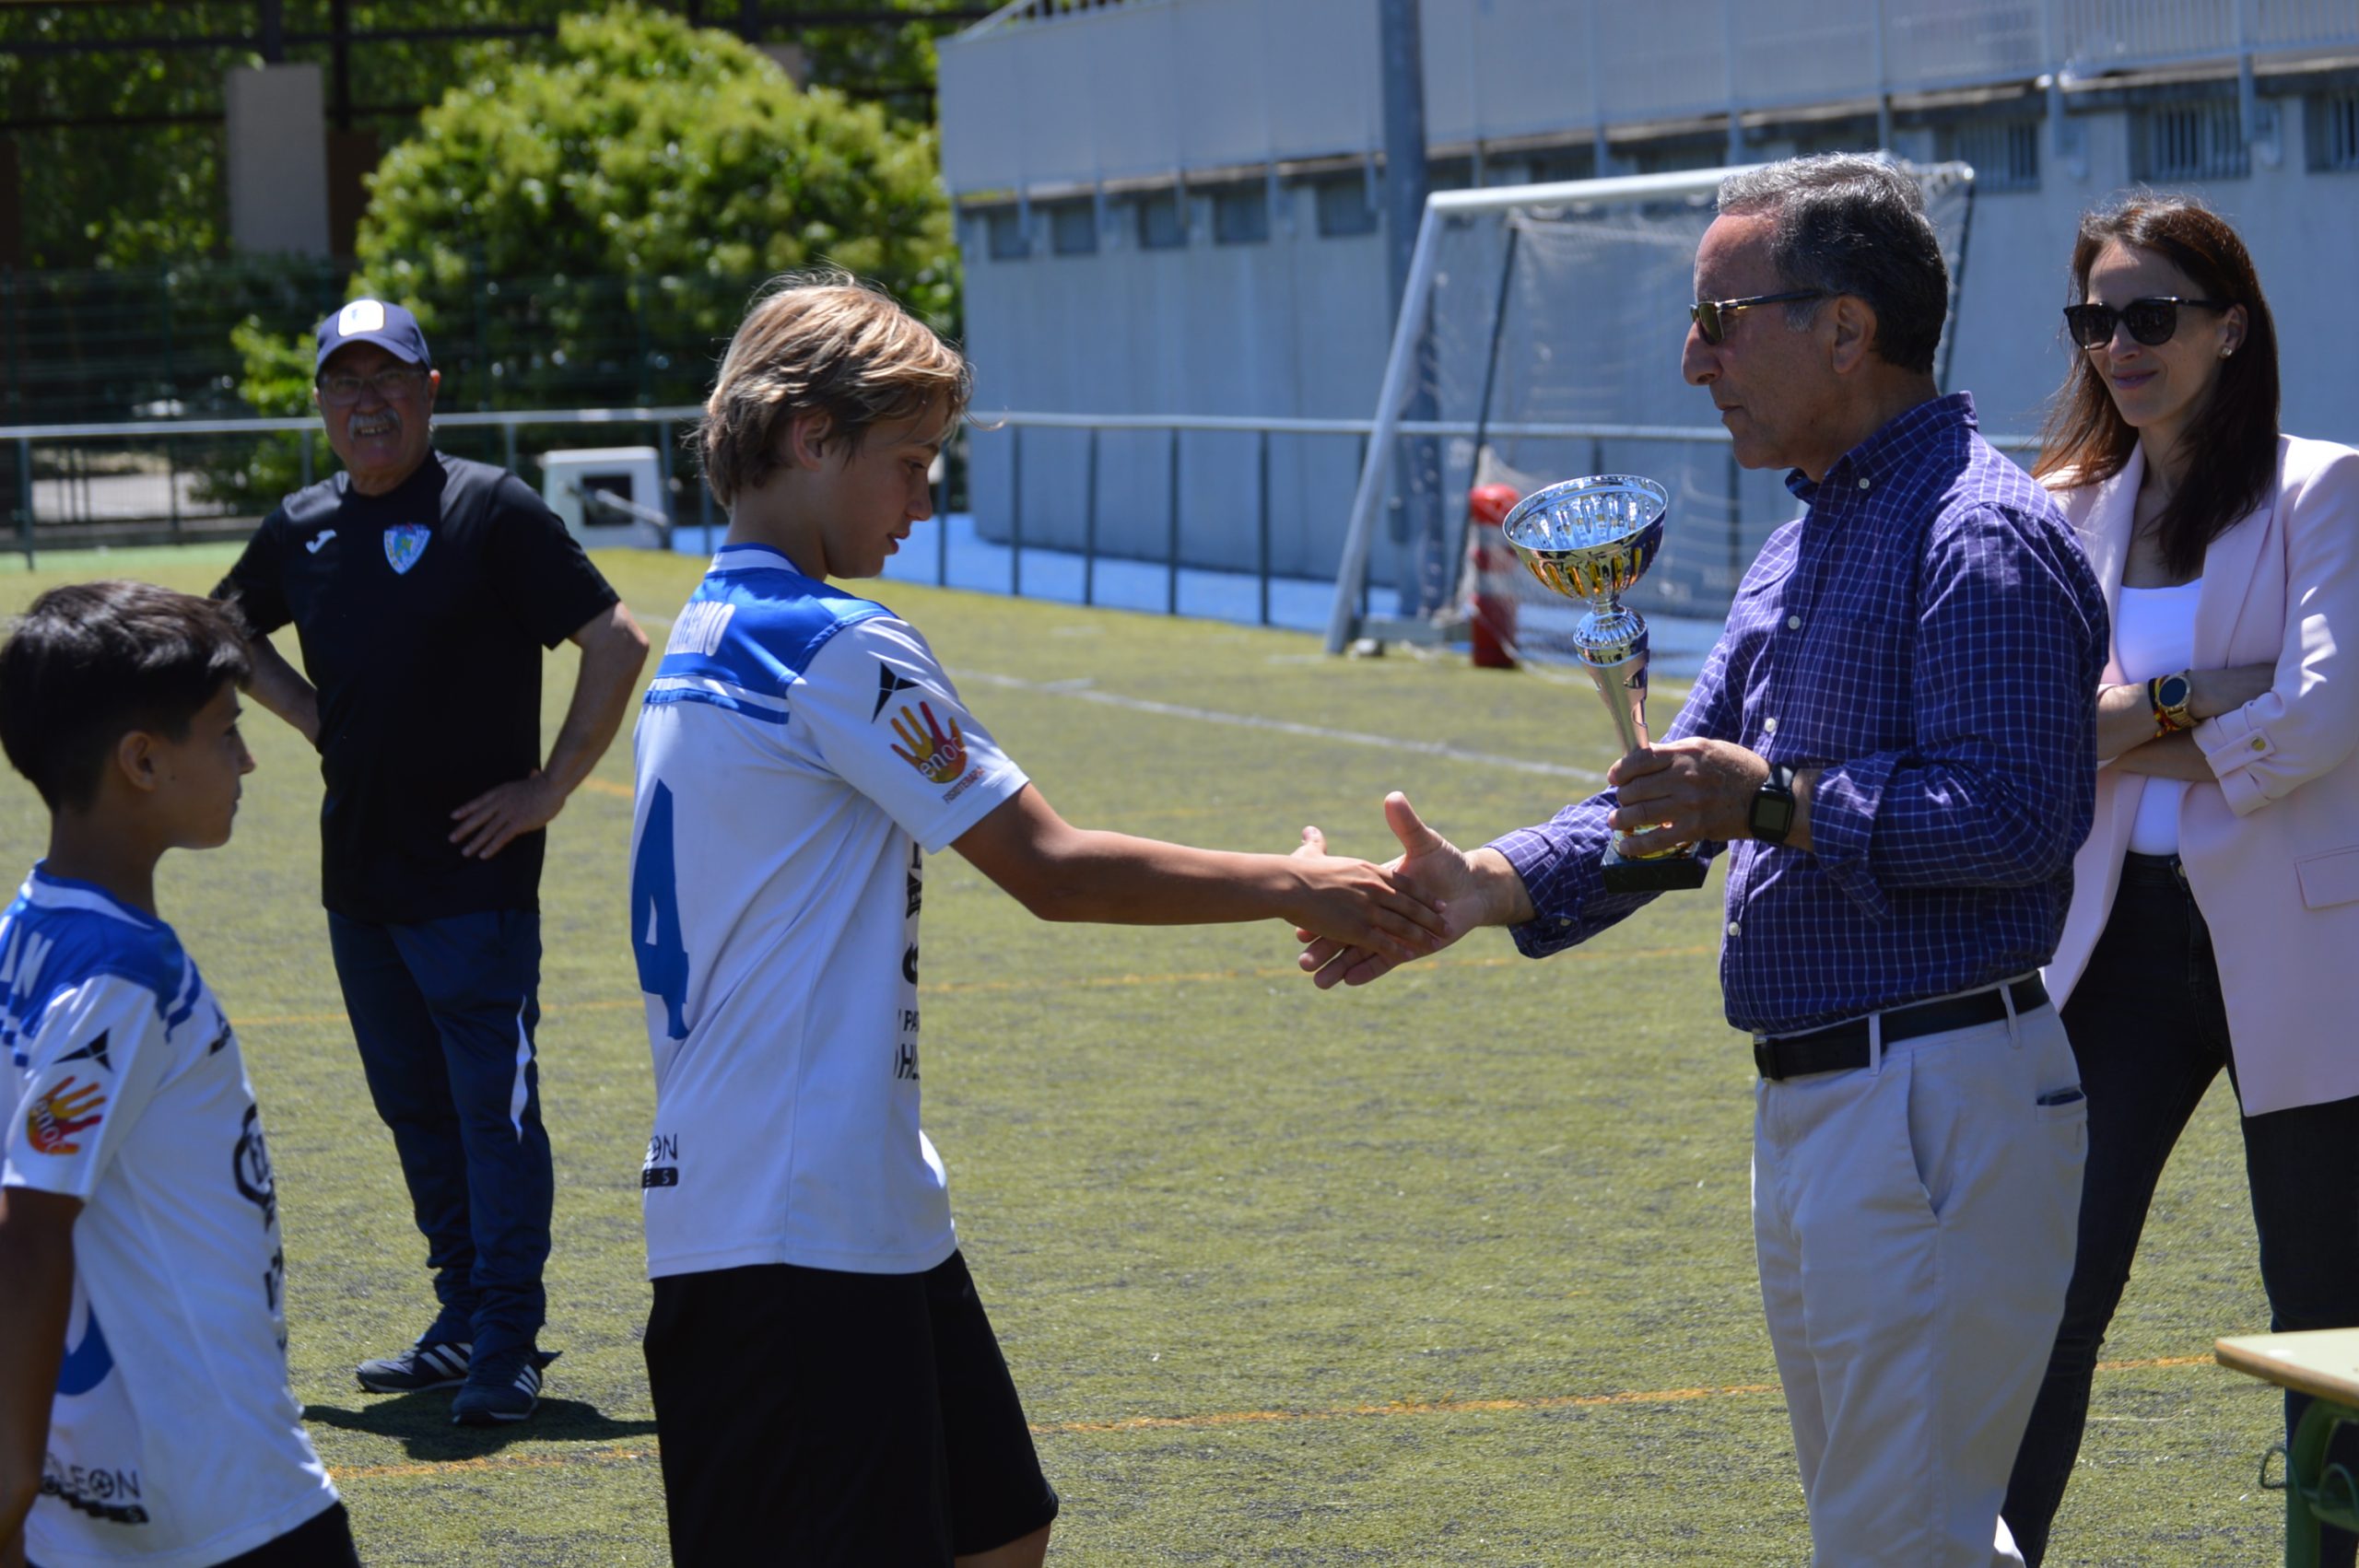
[2060,297,2228,350]
[1690,289,1825,345]
[318,366,430,404]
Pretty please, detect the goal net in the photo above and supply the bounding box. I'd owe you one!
[1322,159,1978,660]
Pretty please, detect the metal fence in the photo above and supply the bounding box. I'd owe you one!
[0,408,2042,638]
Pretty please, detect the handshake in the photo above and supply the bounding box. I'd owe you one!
[1282,735,1788,989]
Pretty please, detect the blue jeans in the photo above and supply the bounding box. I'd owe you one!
[2002,855,2359,1567]
[327,908,551,1364]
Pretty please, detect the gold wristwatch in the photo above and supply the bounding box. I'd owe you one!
[2148,671,2196,736]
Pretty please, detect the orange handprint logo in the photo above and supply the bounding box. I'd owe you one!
[26,1076,106,1156]
[888,701,969,786]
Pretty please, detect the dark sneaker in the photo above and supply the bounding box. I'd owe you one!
[450,1350,557,1426]
[356,1339,472,1394]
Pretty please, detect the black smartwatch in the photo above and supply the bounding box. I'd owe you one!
[1749,763,1797,845]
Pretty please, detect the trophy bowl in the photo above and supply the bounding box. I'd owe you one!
[1499,474,1707,895]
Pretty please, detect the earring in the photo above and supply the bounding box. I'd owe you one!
[2219,346,2234,359]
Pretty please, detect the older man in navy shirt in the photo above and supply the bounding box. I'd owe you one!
[1300,156,2108,1565]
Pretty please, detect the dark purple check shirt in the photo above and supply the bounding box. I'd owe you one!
[1490,393,2108,1037]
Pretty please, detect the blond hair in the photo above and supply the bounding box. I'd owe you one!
[700,271,972,509]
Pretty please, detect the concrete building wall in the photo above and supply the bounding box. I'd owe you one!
[942,0,2359,591]
[225,64,331,259]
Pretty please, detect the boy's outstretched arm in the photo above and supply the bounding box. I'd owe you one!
[0,1187,81,1568]
[953,783,1447,965]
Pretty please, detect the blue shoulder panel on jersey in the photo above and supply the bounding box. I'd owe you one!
[644,545,890,723]
[0,880,181,1067]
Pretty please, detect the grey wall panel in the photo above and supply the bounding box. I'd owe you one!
[1452,0,1595,146]
[938,35,1022,193]
[1885,0,2046,88]
[1080,7,1185,181]
[1595,0,1728,124]
[1734,0,1880,114]
[1023,18,1132,185]
[1263,0,1380,161]
[1173,0,1276,170]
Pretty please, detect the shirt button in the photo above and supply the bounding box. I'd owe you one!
[2251,737,2266,752]
[1727,920,1742,937]
[1764,717,1779,733]
[1786,614,1802,630]
[1558,918,1571,927]
[1857,476,1872,490]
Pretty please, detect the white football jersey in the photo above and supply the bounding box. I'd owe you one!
[629,545,1028,1279]
[1,869,337,1568]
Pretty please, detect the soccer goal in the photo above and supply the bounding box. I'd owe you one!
[1322,159,1978,659]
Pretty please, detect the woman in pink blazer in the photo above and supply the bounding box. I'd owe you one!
[2001,196,2359,1567]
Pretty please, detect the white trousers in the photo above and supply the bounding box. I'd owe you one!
[1752,999,2086,1567]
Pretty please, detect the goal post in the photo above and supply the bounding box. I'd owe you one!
[1322,159,1976,657]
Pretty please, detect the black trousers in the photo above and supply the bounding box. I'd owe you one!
[2003,856,2359,1567]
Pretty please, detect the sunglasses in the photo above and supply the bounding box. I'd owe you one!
[1690,289,1825,345]
[318,365,431,404]
[2060,297,2228,350]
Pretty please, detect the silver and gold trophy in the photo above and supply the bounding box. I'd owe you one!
[1500,474,1708,895]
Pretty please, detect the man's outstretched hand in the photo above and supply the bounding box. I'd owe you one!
[1294,792,1511,989]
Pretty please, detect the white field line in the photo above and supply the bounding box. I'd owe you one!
[961,671,1602,784]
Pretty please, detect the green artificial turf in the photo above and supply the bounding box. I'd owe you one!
[0,546,2283,1563]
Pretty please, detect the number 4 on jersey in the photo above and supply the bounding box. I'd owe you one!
[632,780,692,1041]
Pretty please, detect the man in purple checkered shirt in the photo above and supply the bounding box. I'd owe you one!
[1299,157,2108,1566]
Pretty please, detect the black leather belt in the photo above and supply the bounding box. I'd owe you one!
[1752,977,2048,1081]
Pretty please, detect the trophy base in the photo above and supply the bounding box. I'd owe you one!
[1600,842,1709,895]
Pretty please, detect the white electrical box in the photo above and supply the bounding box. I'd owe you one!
[540,447,668,549]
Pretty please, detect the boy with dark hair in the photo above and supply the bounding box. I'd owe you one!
[0,582,356,1568]
[630,274,1444,1566]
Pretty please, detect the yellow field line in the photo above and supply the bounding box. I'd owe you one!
[326,1354,2224,1483]
[235,944,1719,1030]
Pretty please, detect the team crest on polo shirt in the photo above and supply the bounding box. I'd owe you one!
[383,523,430,575]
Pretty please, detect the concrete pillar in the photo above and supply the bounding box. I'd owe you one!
[225,64,330,258]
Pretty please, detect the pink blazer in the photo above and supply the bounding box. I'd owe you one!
[2046,436,2359,1116]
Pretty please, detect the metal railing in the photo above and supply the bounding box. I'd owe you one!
[0,405,707,563]
[0,408,2042,640]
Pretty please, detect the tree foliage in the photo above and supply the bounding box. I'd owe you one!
[356,4,956,328]
[205,4,956,509]
[0,1,957,270]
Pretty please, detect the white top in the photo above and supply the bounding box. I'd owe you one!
[629,545,1029,1280]
[2115,580,2201,855]
[2,870,337,1568]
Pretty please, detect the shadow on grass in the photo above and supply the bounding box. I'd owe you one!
[305,1395,660,1460]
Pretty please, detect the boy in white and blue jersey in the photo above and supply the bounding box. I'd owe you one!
[0,584,355,1568]
[631,274,1446,1567]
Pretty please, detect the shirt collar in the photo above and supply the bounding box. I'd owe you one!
[1785,391,1978,507]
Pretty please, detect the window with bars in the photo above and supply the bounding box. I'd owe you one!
[1211,184,1269,245]
[2307,89,2359,171]
[1312,175,1379,238]
[1048,201,1097,256]
[2133,101,2248,181]
[1936,119,2040,192]
[1136,192,1188,250]
[984,206,1030,261]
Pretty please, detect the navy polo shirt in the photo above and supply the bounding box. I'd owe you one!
[217,451,619,924]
